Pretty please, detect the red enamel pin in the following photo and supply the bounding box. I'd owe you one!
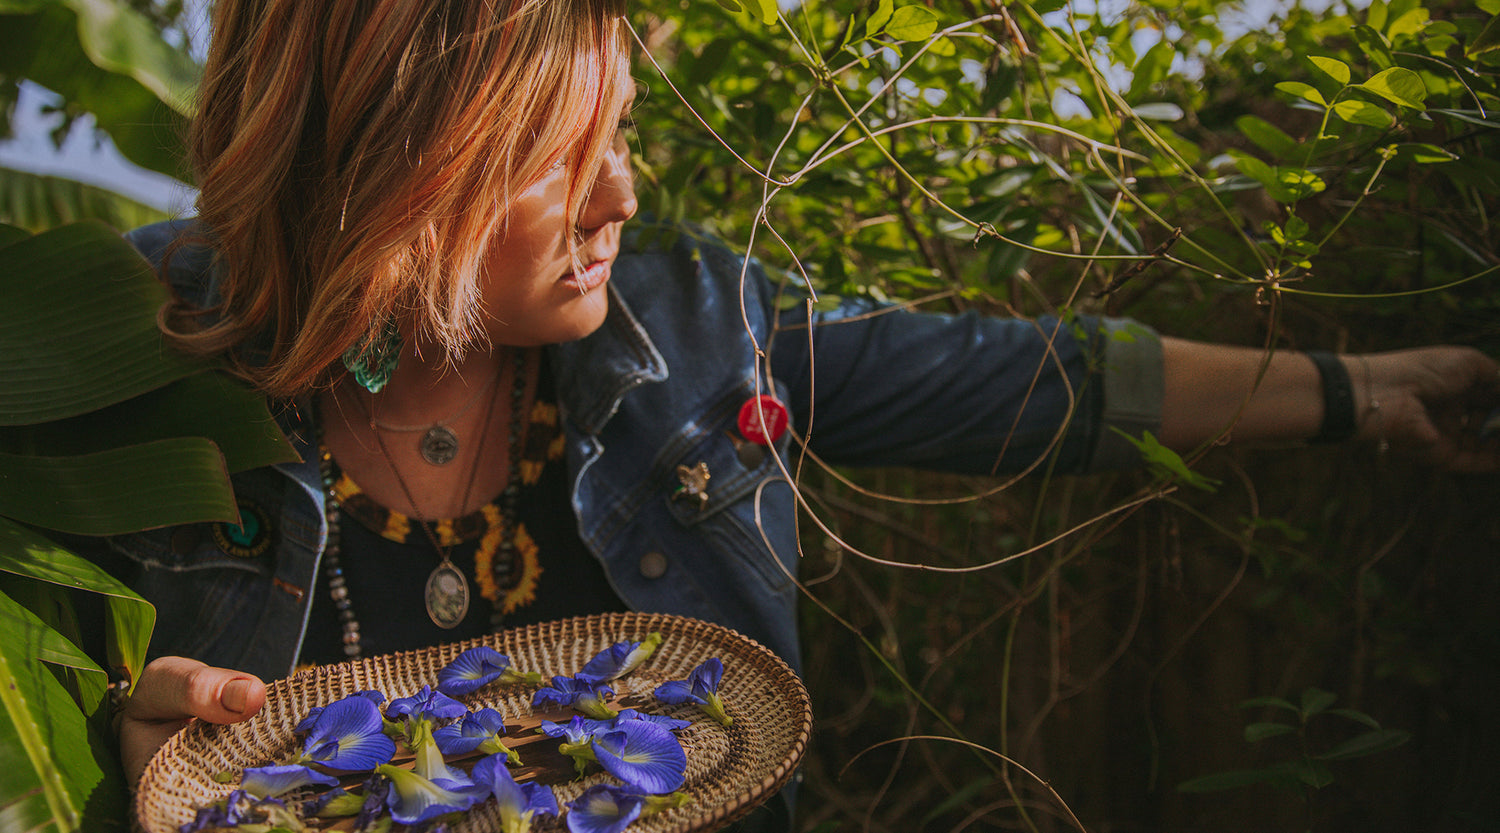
[736,395,789,446]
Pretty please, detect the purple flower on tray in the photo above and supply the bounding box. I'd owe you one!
[653,657,733,726]
[433,707,521,764]
[298,694,397,771]
[575,632,663,683]
[471,753,559,833]
[532,675,618,720]
[437,646,542,696]
[240,763,340,798]
[386,684,468,722]
[591,719,687,794]
[538,714,600,777]
[565,785,693,833]
[294,689,385,733]
[375,763,489,826]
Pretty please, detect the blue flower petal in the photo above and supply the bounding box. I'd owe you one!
[690,657,724,696]
[566,785,646,833]
[472,754,559,827]
[432,708,508,756]
[591,721,687,794]
[293,705,325,734]
[438,647,514,696]
[387,685,468,721]
[612,709,692,732]
[240,764,339,798]
[377,764,489,826]
[651,680,703,706]
[577,633,663,683]
[532,676,617,718]
[301,695,396,771]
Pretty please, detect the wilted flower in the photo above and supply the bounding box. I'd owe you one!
[591,720,687,794]
[653,657,732,726]
[532,675,618,720]
[437,646,542,696]
[375,763,489,826]
[240,763,339,798]
[471,754,558,833]
[178,789,304,833]
[432,707,521,764]
[576,633,663,683]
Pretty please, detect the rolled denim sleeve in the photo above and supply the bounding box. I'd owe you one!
[769,297,1162,475]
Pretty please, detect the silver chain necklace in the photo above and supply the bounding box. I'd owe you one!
[366,366,501,465]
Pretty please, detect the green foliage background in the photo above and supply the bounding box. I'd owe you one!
[2,0,1497,830]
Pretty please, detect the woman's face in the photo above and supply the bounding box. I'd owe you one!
[475,84,638,347]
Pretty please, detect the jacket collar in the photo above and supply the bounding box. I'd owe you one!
[548,281,668,436]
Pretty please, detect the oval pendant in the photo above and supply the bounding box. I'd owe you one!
[425,562,470,629]
[420,425,459,465]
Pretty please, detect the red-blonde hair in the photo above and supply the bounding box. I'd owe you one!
[165,0,631,397]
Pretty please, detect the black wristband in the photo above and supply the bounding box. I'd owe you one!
[1307,350,1357,443]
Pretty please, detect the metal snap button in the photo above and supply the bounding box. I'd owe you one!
[638,551,668,579]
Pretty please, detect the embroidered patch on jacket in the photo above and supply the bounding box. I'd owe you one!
[212,499,273,558]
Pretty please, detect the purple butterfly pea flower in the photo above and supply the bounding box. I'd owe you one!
[298,693,397,771]
[471,754,558,833]
[532,675,618,720]
[437,646,542,696]
[294,689,386,733]
[576,633,663,683]
[240,763,340,798]
[386,684,468,721]
[591,719,687,794]
[376,763,490,826]
[654,657,732,726]
[433,707,521,764]
[565,785,647,833]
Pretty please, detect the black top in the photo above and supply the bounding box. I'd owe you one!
[300,366,627,666]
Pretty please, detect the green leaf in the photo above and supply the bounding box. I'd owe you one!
[1468,12,1500,57]
[1235,115,1300,160]
[1240,696,1299,713]
[0,589,130,832]
[1111,429,1221,492]
[0,372,297,475]
[1357,67,1427,109]
[1127,40,1174,103]
[1289,759,1335,788]
[1316,729,1411,761]
[1391,143,1457,164]
[0,518,156,693]
[1309,56,1350,86]
[1385,7,1429,42]
[0,222,206,425]
[0,438,239,535]
[0,166,171,234]
[1300,687,1337,717]
[714,0,742,12]
[749,0,777,25]
[885,6,938,42]
[1245,722,1296,742]
[866,0,893,38]
[1352,24,1394,69]
[1275,81,1328,107]
[1332,99,1394,128]
[0,5,193,177]
[0,223,28,249]
[1326,708,1382,730]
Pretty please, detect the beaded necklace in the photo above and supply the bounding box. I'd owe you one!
[316,350,529,659]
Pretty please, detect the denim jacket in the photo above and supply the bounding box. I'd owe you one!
[110,221,1162,684]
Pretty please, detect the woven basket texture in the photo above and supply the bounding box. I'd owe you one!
[134,612,811,833]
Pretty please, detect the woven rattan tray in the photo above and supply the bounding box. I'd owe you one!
[134,612,811,832]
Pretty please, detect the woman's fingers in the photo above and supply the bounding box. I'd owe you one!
[120,657,266,786]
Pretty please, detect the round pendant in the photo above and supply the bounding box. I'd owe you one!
[419,425,459,465]
[425,562,470,628]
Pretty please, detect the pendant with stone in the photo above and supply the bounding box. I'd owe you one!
[425,560,469,628]
[420,425,459,465]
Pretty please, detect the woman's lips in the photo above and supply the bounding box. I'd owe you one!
[561,260,611,293]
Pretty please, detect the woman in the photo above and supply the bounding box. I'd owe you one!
[111,0,1499,811]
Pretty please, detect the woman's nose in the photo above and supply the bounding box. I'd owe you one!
[578,141,637,231]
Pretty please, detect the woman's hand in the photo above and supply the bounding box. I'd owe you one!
[1358,346,1500,472]
[120,656,266,787]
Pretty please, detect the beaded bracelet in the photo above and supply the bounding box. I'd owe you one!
[1306,350,1357,443]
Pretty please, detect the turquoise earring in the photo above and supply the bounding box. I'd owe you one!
[342,319,402,393]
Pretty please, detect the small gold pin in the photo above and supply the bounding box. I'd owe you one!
[673,462,711,511]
